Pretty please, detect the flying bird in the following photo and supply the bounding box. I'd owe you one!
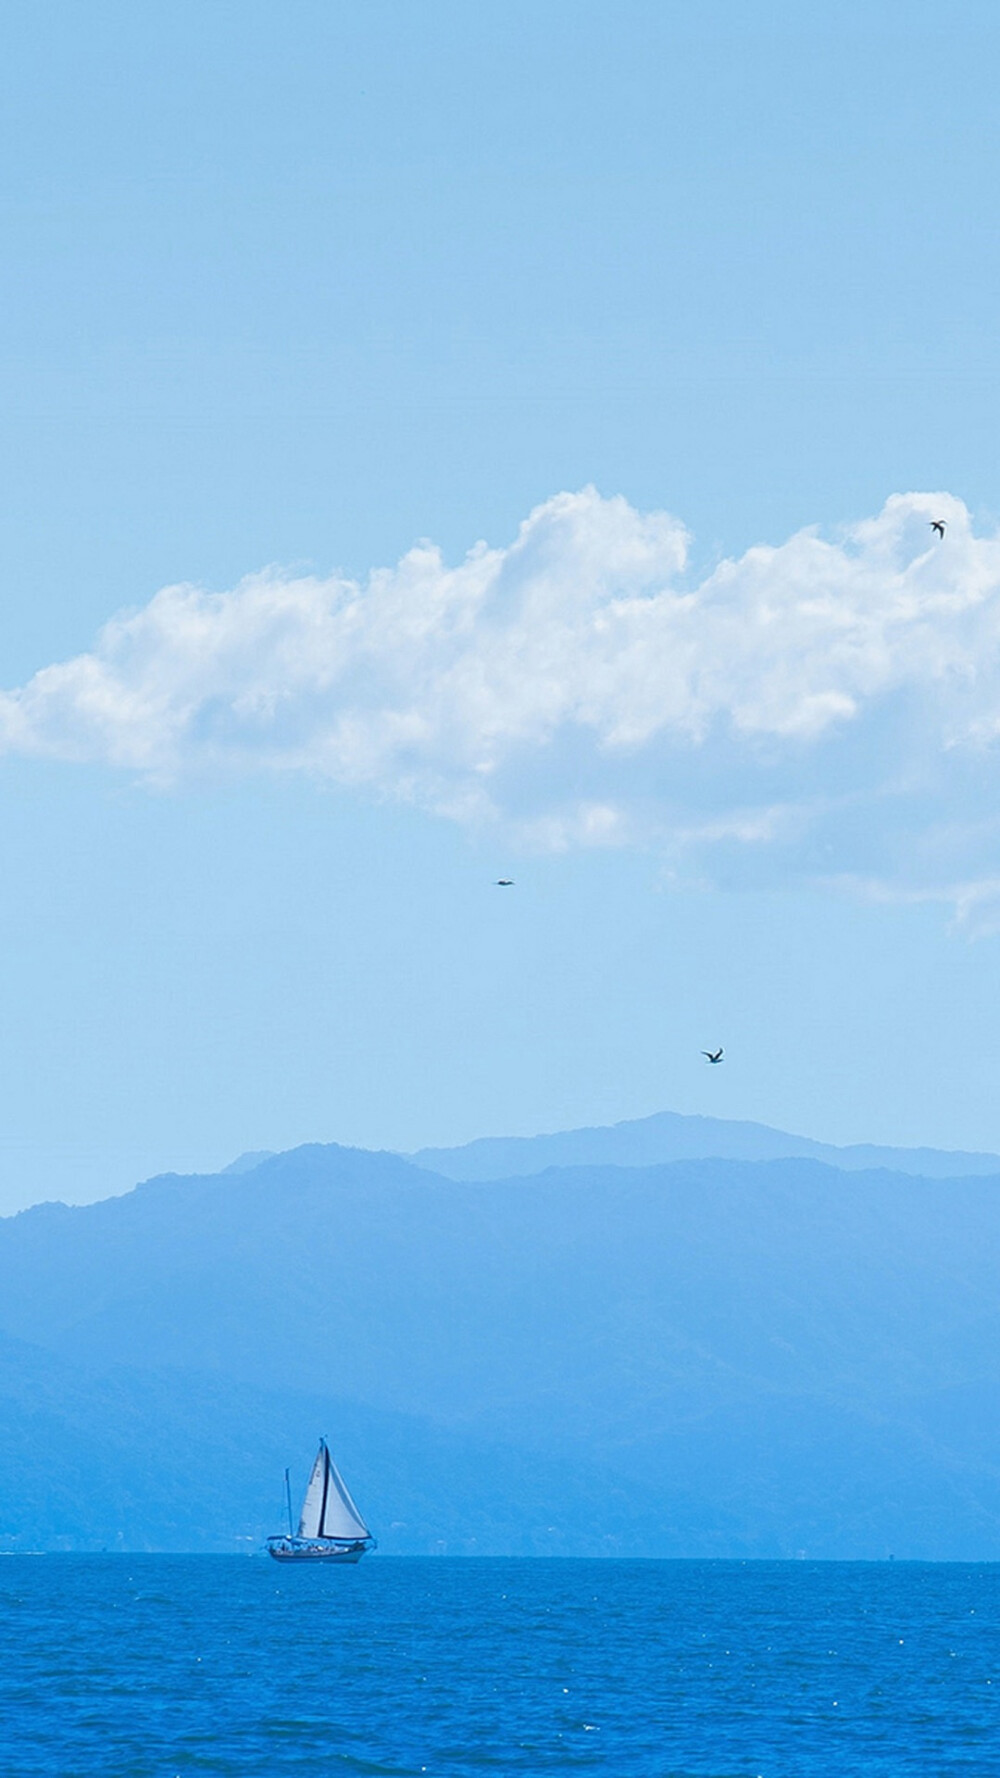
[930,519,946,539]
[702,1047,724,1064]
[495,879,515,887]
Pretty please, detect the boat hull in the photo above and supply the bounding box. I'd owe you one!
[267,1536,371,1564]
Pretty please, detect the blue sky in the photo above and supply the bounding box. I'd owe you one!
[1,0,1000,1210]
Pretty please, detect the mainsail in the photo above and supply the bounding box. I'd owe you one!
[297,1440,371,1541]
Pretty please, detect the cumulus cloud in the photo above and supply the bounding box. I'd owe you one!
[4,485,1000,913]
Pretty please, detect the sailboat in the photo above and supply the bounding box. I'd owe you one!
[267,1439,376,1563]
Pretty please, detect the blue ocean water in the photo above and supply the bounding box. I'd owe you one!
[1,1558,998,1776]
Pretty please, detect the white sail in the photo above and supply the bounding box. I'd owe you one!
[320,1455,371,1540]
[297,1441,371,1541]
[297,1447,328,1538]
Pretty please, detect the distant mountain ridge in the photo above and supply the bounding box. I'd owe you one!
[412,1107,1000,1181]
[2,1139,1000,1556]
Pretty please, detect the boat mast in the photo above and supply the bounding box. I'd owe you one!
[284,1467,294,1538]
[318,1438,331,1538]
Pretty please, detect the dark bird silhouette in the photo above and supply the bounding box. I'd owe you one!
[930,519,946,539]
[702,1047,724,1064]
[495,879,514,887]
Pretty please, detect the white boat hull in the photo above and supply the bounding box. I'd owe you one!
[267,1536,371,1564]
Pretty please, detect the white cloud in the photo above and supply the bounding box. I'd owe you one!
[4,484,1000,911]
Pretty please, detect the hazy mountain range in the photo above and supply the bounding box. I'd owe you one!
[412,1107,1000,1180]
[2,1109,1000,1556]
